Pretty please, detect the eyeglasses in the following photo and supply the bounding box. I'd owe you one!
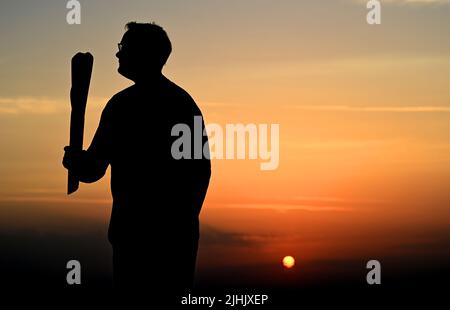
[117,43,124,52]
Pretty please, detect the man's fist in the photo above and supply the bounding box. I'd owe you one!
[62,145,84,170]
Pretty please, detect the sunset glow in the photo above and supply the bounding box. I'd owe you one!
[0,0,449,292]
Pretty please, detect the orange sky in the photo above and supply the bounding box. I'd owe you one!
[1,0,450,286]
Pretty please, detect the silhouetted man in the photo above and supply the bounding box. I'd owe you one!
[63,22,211,294]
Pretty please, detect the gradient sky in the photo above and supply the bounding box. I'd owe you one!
[1,0,450,287]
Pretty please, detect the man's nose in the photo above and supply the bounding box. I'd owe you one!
[116,51,120,58]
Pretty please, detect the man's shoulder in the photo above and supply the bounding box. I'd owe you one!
[110,85,137,102]
[163,78,193,100]
[101,85,137,113]
[103,79,203,115]
[163,78,202,114]
[108,80,191,102]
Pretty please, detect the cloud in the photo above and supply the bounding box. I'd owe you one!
[292,139,394,150]
[293,195,388,204]
[0,97,59,115]
[387,0,450,3]
[208,195,391,212]
[353,0,450,4]
[200,224,273,247]
[220,203,353,212]
[0,195,111,206]
[213,199,362,212]
[202,101,241,108]
[0,96,109,115]
[291,105,450,113]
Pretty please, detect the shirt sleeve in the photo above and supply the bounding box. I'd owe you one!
[87,99,114,162]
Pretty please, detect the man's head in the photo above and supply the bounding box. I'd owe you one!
[116,22,172,82]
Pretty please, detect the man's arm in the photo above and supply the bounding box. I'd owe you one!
[63,102,112,183]
[63,148,108,183]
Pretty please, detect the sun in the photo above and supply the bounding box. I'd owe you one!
[282,255,295,269]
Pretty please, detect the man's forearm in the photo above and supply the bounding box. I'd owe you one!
[71,150,108,183]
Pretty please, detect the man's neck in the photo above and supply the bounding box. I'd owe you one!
[134,72,164,85]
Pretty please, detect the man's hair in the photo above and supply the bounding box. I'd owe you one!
[125,21,172,68]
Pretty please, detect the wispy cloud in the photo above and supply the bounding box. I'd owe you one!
[0,96,108,115]
[200,225,269,247]
[353,0,450,4]
[215,202,354,212]
[291,105,450,113]
[293,195,389,204]
[0,97,60,115]
[209,195,391,212]
[386,0,450,3]
[222,203,353,212]
[293,139,394,150]
[0,195,111,206]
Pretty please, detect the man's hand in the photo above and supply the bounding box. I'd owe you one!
[63,146,107,184]
[62,145,84,171]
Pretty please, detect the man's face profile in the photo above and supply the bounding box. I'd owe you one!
[116,32,138,81]
[116,31,159,81]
